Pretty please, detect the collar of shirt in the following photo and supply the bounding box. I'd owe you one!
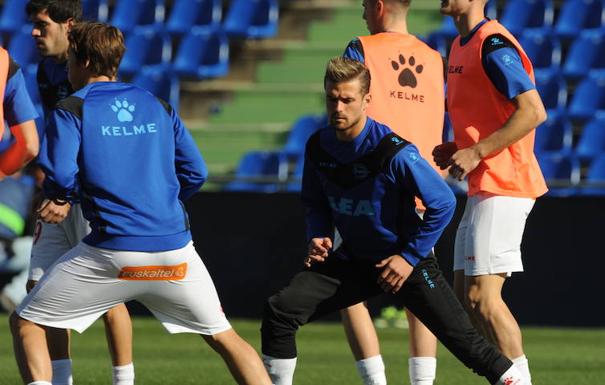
[460,18,490,46]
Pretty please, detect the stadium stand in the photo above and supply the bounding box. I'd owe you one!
[223,150,288,192]
[109,0,165,34]
[223,0,279,39]
[119,26,172,77]
[3,0,605,195]
[165,0,222,36]
[81,0,109,22]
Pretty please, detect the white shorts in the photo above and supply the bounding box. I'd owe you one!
[453,193,535,276]
[18,241,231,335]
[29,203,90,281]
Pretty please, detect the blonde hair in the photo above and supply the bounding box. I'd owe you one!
[324,57,371,95]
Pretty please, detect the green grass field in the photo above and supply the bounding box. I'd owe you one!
[1,315,604,385]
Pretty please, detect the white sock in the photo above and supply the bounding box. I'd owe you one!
[28,382,52,385]
[51,359,73,385]
[262,355,297,385]
[113,363,135,385]
[512,355,532,385]
[496,364,525,385]
[409,356,436,385]
[356,355,387,385]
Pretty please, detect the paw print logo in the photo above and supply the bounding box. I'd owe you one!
[110,99,135,122]
[391,54,424,88]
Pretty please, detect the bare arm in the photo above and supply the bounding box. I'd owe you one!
[448,89,546,180]
[0,120,39,176]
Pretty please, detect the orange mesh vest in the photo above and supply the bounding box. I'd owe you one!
[0,48,8,139]
[359,33,446,209]
[446,20,547,198]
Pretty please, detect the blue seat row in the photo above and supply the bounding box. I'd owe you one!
[0,0,279,39]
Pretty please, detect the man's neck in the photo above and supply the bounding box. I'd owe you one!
[452,9,486,37]
[335,116,367,142]
[50,52,68,64]
[380,13,409,35]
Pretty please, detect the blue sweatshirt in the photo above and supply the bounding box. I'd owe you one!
[302,118,456,266]
[38,82,207,252]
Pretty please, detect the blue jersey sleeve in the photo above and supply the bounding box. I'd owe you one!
[482,35,535,100]
[391,145,456,266]
[39,108,81,201]
[301,155,334,242]
[171,106,207,201]
[4,68,38,126]
[342,38,365,63]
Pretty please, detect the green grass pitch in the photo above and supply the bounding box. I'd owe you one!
[1,315,604,384]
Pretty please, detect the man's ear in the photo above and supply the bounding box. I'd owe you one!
[65,18,75,31]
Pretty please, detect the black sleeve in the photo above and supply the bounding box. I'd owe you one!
[7,56,20,80]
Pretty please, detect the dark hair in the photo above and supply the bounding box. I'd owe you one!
[68,22,125,78]
[324,57,371,95]
[26,0,82,23]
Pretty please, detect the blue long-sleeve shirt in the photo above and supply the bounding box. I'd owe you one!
[38,81,207,252]
[302,118,456,266]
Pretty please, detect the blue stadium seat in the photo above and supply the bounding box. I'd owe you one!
[224,0,279,39]
[536,153,580,196]
[485,0,498,19]
[424,32,450,57]
[0,0,29,34]
[120,26,172,77]
[282,114,325,156]
[173,27,229,79]
[580,154,605,195]
[567,74,605,121]
[285,154,305,192]
[534,109,573,155]
[166,0,222,36]
[519,30,561,69]
[224,151,288,192]
[574,114,605,162]
[131,64,180,110]
[534,68,567,110]
[7,28,40,73]
[562,29,605,80]
[82,0,109,22]
[110,0,165,34]
[500,0,554,37]
[555,0,605,40]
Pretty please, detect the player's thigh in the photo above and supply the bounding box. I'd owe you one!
[29,220,74,282]
[19,243,130,333]
[467,195,534,275]
[136,243,231,335]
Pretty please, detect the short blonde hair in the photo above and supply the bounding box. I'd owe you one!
[324,57,371,95]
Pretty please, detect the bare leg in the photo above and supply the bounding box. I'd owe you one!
[103,304,133,366]
[10,312,52,384]
[202,328,272,385]
[407,310,437,357]
[341,302,380,360]
[465,274,524,359]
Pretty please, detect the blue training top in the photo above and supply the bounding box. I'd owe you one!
[38,81,207,252]
[0,58,39,152]
[37,57,72,115]
[302,117,456,266]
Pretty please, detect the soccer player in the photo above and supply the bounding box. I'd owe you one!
[26,1,135,384]
[340,1,445,383]
[10,21,272,385]
[433,1,547,384]
[261,56,527,385]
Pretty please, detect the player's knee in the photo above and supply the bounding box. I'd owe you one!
[465,288,501,319]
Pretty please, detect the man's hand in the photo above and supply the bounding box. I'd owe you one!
[375,255,414,294]
[448,145,482,181]
[37,199,71,224]
[432,142,457,169]
[305,237,332,268]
